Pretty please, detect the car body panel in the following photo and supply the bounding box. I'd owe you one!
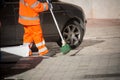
[0,1,86,47]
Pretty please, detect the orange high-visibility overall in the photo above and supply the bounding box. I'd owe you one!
[18,0,49,56]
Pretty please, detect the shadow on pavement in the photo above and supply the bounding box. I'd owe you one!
[0,51,43,79]
[80,39,105,48]
[70,39,105,56]
[46,39,105,57]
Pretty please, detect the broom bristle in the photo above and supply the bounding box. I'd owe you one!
[60,44,71,54]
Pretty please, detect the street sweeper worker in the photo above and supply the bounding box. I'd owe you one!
[18,0,52,56]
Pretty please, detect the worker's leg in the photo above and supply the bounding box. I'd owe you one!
[23,25,33,56]
[31,25,48,56]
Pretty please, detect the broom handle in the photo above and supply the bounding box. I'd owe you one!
[46,0,66,45]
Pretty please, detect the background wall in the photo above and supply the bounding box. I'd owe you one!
[60,0,120,19]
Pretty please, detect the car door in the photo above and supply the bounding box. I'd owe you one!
[40,3,67,41]
[0,1,18,46]
[14,3,24,45]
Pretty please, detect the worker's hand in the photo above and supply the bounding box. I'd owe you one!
[48,3,53,10]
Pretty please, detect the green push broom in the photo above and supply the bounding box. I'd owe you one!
[46,0,71,54]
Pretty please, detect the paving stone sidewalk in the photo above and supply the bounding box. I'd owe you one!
[2,22,120,80]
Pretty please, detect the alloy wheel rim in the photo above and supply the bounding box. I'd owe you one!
[63,24,81,46]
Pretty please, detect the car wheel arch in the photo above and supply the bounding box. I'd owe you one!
[63,17,85,32]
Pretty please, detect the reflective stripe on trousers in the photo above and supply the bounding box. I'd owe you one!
[23,43,33,48]
[38,47,48,53]
[36,40,45,47]
[36,40,48,54]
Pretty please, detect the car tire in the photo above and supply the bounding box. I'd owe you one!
[57,20,84,49]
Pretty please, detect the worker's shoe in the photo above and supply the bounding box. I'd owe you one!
[39,53,50,58]
[39,51,56,58]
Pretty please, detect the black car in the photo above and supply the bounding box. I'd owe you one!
[0,0,87,49]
